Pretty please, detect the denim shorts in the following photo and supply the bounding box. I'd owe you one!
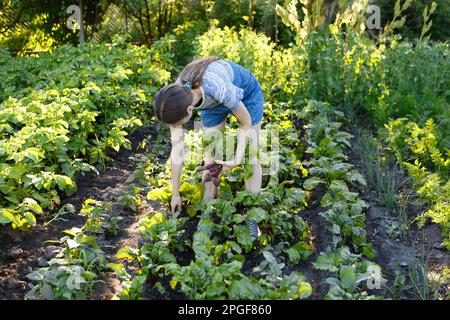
[201,61,264,128]
[201,99,264,127]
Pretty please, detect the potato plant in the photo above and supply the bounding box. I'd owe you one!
[0,39,172,229]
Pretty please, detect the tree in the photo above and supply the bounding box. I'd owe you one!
[116,0,190,45]
[0,0,110,53]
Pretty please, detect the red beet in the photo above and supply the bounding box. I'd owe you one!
[197,164,223,187]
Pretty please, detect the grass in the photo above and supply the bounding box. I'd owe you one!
[408,242,449,300]
[408,242,435,300]
[354,128,399,212]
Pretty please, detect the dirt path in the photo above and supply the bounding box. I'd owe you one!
[0,126,154,300]
[365,199,449,299]
[294,206,334,298]
[350,146,449,299]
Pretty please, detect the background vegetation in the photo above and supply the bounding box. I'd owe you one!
[0,0,448,300]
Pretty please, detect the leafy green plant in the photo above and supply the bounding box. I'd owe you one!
[384,118,450,248]
[79,199,121,236]
[117,186,143,213]
[26,263,98,300]
[314,247,384,300]
[26,226,107,300]
[0,39,172,230]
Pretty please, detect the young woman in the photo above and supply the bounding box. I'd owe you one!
[153,56,264,237]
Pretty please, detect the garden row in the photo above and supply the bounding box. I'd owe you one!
[200,24,449,250]
[300,100,383,299]
[383,119,449,249]
[109,106,316,299]
[102,99,384,300]
[0,40,173,229]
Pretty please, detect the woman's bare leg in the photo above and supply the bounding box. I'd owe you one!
[244,122,262,194]
[202,121,226,201]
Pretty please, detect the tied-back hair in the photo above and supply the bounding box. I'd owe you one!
[154,56,220,124]
[177,56,220,88]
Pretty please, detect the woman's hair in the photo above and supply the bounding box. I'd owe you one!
[154,56,219,124]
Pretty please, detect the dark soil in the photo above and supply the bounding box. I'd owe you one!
[0,126,156,300]
[0,124,448,300]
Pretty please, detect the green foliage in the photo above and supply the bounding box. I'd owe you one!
[117,186,143,213]
[385,118,449,177]
[299,100,383,298]
[196,24,300,103]
[109,93,316,300]
[79,199,121,235]
[354,129,399,211]
[314,247,384,300]
[384,118,450,248]
[166,20,209,70]
[0,39,172,229]
[164,229,312,300]
[374,0,449,41]
[269,5,449,248]
[9,4,450,300]
[26,226,107,300]
[26,263,98,300]
[301,101,372,251]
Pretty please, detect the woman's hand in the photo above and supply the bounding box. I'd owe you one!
[215,159,240,171]
[223,102,250,171]
[171,194,182,214]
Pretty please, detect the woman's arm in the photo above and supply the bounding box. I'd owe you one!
[215,101,252,169]
[170,125,184,212]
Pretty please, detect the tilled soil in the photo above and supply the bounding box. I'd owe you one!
[0,126,155,300]
[365,197,449,299]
